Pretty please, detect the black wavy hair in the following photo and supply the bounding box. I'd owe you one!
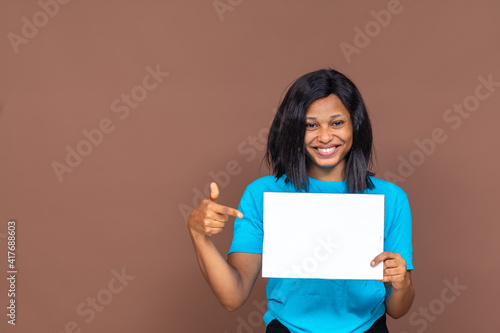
[265,68,375,193]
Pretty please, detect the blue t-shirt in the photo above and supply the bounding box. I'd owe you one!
[228,175,413,333]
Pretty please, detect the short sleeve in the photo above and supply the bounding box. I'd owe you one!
[228,184,264,254]
[384,194,413,270]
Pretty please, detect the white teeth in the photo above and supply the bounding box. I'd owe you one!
[317,147,335,153]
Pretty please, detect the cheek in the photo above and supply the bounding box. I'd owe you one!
[341,131,354,152]
[304,133,314,145]
[346,136,353,149]
[343,127,354,144]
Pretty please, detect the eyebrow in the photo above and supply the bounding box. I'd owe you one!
[306,114,344,120]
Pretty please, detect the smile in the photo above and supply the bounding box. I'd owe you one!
[314,145,340,157]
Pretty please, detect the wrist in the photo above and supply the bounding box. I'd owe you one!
[392,279,411,291]
[188,226,211,242]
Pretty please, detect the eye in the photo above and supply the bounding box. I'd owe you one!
[332,120,344,127]
[306,123,317,130]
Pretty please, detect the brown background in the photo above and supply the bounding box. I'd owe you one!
[1,0,499,332]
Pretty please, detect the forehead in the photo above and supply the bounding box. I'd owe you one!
[306,94,350,118]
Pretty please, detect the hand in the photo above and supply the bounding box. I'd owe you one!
[371,252,411,290]
[188,182,243,237]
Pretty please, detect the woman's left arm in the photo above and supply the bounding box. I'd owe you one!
[371,251,415,319]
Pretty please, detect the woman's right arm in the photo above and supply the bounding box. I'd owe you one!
[188,182,262,311]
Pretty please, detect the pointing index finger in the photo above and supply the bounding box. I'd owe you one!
[212,202,243,219]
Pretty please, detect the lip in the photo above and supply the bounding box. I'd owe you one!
[313,145,340,157]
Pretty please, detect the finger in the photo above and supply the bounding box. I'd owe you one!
[205,227,224,236]
[383,267,406,277]
[203,218,226,229]
[371,251,392,267]
[210,202,243,219]
[206,210,229,223]
[383,259,403,269]
[371,251,402,267]
[210,182,219,202]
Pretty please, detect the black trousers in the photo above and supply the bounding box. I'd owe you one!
[266,314,389,333]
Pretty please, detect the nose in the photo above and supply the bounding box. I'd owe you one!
[318,126,333,143]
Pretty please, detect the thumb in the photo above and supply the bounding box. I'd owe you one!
[209,182,219,202]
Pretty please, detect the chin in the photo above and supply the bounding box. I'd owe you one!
[317,159,341,168]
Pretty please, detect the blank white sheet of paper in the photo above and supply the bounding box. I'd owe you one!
[262,192,384,280]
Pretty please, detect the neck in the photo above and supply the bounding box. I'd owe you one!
[307,162,346,182]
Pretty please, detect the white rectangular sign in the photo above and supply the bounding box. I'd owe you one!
[262,192,384,280]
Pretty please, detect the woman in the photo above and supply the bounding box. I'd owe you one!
[188,69,414,332]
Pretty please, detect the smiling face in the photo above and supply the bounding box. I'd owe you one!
[304,94,353,182]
